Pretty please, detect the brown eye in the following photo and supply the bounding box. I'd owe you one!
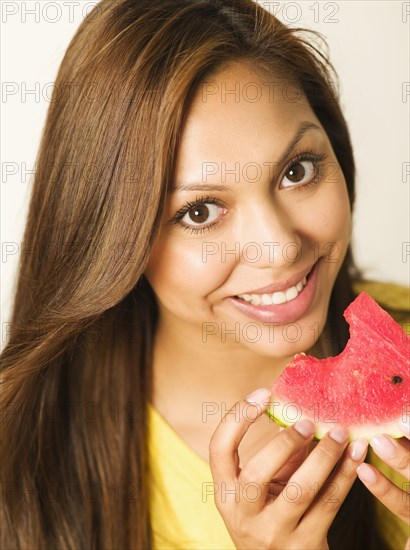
[188,204,209,223]
[181,203,222,228]
[282,159,316,188]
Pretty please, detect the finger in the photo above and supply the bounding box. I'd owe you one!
[397,418,410,440]
[301,438,369,534]
[356,462,410,524]
[237,420,315,513]
[209,388,271,492]
[273,445,310,484]
[267,446,311,500]
[268,426,350,530]
[266,479,287,499]
[370,434,410,480]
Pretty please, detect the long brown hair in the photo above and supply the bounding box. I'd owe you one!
[1,1,385,548]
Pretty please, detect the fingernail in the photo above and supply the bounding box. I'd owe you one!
[356,463,377,484]
[245,387,271,407]
[370,435,396,459]
[397,418,410,437]
[348,438,368,461]
[294,419,315,438]
[329,426,348,444]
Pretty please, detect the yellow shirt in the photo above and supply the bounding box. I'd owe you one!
[148,404,235,549]
[148,280,410,549]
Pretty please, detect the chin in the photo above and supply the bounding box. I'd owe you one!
[235,326,313,358]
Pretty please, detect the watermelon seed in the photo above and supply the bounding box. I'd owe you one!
[391,375,403,384]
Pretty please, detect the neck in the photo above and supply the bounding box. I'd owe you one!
[150,314,296,416]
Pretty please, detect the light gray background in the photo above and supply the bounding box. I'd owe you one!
[1,1,409,349]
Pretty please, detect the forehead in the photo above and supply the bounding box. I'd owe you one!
[176,61,320,175]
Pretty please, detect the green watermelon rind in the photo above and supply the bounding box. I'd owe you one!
[265,292,409,441]
[265,401,405,442]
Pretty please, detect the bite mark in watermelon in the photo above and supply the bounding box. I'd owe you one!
[266,291,410,441]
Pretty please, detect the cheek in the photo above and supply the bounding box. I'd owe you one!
[311,180,352,278]
[301,179,351,247]
[325,180,352,252]
[145,233,233,302]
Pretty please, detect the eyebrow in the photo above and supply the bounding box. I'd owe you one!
[172,121,322,193]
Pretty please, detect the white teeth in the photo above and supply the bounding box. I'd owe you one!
[251,294,262,306]
[272,291,286,305]
[237,274,308,306]
[261,293,271,305]
[285,286,298,301]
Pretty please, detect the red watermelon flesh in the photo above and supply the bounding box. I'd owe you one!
[266,291,410,440]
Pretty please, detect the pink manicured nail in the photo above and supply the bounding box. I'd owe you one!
[370,435,396,459]
[245,388,271,406]
[294,419,315,438]
[356,463,377,484]
[329,427,348,444]
[348,439,368,461]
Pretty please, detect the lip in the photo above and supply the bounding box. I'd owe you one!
[234,264,314,296]
[227,257,322,324]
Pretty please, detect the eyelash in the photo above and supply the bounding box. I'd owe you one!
[285,149,327,190]
[169,149,328,235]
[168,195,222,235]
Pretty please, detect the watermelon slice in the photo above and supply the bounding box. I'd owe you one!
[266,291,410,441]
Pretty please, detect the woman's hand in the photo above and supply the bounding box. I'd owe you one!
[356,419,410,550]
[209,388,368,550]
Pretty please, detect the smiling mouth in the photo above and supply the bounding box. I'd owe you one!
[233,262,317,307]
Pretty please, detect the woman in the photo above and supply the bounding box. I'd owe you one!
[1,0,408,548]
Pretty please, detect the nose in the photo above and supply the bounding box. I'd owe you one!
[234,198,302,269]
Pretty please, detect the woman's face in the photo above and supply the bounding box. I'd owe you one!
[144,61,352,358]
